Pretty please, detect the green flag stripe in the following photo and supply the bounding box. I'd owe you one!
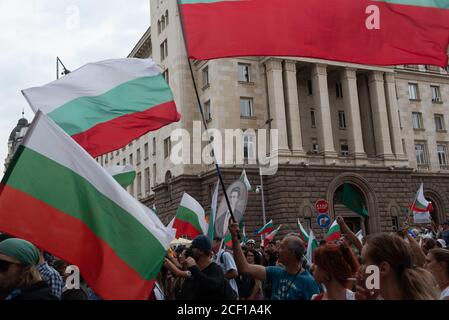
[113,171,136,188]
[376,0,449,9]
[176,206,204,234]
[48,75,174,136]
[5,146,165,280]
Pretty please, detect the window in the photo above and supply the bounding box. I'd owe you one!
[157,20,161,34]
[437,144,448,166]
[435,114,445,131]
[336,81,343,98]
[161,16,165,31]
[240,97,253,117]
[110,152,113,160]
[164,137,171,159]
[431,86,441,103]
[165,10,169,26]
[243,133,256,160]
[129,154,133,165]
[152,137,156,155]
[238,63,250,82]
[153,164,157,186]
[163,69,169,83]
[412,112,423,129]
[338,111,346,129]
[122,158,126,165]
[202,66,209,88]
[129,180,134,197]
[312,138,319,154]
[415,143,427,165]
[160,39,168,60]
[144,143,149,159]
[402,139,407,155]
[310,109,316,128]
[144,168,150,194]
[307,80,313,95]
[136,148,141,164]
[204,100,211,121]
[340,142,349,157]
[408,83,419,100]
[398,110,403,129]
[137,172,142,197]
[105,155,108,164]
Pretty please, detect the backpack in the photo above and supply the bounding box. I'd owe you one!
[223,278,238,300]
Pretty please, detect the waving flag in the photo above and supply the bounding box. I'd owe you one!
[306,230,318,263]
[106,165,136,188]
[263,224,281,247]
[411,183,434,213]
[0,112,174,300]
[240,169,252,191]
[179,0,449,67]
[255,219,274,236]
[325,220,342,242]
[207,180,219,241]
[297,219,310,243]
[173,193,208,239]
[22,58,180,157]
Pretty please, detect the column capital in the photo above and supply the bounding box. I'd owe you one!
[312,63,328,77]
[283,60,297,73]
[264,58,283,72]
[369,71,385,83]
[342,68,357,80]
[384,72,396,84]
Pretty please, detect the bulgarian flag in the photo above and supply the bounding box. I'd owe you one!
[106,165,136,188]
[207,179,219,241]
[325,220,342,242]
[173,193,209,239]
[179,0,449,67]
[240,169,252,191]
[22,58,180,157]
[306,230,318,263]
[223,221,245,248]
[0,112,175,300]
[263,225,281,247]
[411,183,433,213]
[255,219,274,236]
[297,219,310,243]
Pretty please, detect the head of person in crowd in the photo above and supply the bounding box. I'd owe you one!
[313,242,359,299]
[190,235,212,263]
[275,240,281,251]
[425,248,449,299]
[276,236,305,268]
[52,259,69,280]
[422,237,437,255]
[361,233,439,300]
[0,238,43,297]
[212,237,223,254]
[246,239,256,250]
[442,221,449,231]
[436,239,447,249]
[245,249,261,265]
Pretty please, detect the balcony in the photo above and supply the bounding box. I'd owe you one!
[417,163,430,171]
[440,164,449,171]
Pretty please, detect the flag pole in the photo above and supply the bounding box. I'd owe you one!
[176,0,239,234]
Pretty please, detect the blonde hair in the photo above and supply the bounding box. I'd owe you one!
[17,265,42,288]
[365,233,439,300]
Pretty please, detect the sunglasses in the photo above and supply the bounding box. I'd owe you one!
[0,259,15,273]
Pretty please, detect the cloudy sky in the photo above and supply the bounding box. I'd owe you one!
[0,0,150,177]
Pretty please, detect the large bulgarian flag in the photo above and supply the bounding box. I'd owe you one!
[106,165,136,188]
[0,112,175,300]
[173,193,209,239]
[22,58,180,157]
[179,0,449,67]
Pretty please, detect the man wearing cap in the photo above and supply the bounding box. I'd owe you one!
[0,238,57,300]
[176,235,229,300]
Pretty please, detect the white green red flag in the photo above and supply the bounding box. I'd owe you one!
[22,58,180,157]
[106,165,136,188]
[263,224,281,247]
[173,193,208,239]
[240,169,252,191]
[411,183,433,212]
[255,219,274,236]
[179,0,449,67]
[0,112,174,300]
[325,220,342,242]
[207,180,219,241]
[297,219,310,243]
[306,230,318,263]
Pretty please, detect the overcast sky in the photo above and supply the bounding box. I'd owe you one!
[0,0,150,177]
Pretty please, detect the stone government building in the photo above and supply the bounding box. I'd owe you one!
[93,0,449,240]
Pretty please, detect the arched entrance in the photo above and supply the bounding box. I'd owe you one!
[327,173,380,234]
[423,189,445,225]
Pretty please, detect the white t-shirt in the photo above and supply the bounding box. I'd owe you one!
[215,249,239,297]
[440,286,449,300]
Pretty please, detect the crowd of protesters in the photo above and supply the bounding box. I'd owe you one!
[1,218,448,300]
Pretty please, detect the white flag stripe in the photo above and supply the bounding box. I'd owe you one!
[22,58,160,114]
[106,165,135,176]
[179,193,208,234]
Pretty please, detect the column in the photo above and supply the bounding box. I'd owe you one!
[368,71,394,159]
[283,60,305,156]
[384,73,406,159]
[311,64,337,156]
[341,68,366,158]
[265,58,290,155]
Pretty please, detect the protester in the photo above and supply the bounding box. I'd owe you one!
[441,221,449,245]
[357,233,439,300]
[311,242,359,300]
[236,249,263,300]
[229,222,321,300]
[421,237,437,255]
[425,248,449,300]
[0,238,57,300]
[37,250,64,299]
[213,237,239,297]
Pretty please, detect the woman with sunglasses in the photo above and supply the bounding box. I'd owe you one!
[0,238,57,300]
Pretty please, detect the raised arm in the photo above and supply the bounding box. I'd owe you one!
[229,222,267,281]
[337,216,363,252]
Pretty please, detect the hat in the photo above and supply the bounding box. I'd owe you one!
[436,239,447,248]
[246,239,256,245]
[0,238,40,266]
[442,221,449,226]
[191,235,212,253]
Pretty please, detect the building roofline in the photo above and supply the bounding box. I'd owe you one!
[128,26,152,58]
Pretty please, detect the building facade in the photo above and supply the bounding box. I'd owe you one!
[97,0,449,239]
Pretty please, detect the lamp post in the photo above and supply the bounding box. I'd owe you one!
[56,57,71,79]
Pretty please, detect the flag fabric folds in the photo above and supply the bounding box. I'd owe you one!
[106,165,136,188]
[173,193,209,239]
[325,220,342,242]
[255,219,274,236]
[339,183,369,218]
[179,0,449,67]
[22,58,181,157]
[0,112,174,300]
[411,183,433,212]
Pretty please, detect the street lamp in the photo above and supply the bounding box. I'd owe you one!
[56,57,71,79]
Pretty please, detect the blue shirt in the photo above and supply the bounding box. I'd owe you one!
[266,266,321,300]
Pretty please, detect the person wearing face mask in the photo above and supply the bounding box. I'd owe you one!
[0,238,57,300]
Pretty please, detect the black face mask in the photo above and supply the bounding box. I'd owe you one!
[0,259,13,273]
